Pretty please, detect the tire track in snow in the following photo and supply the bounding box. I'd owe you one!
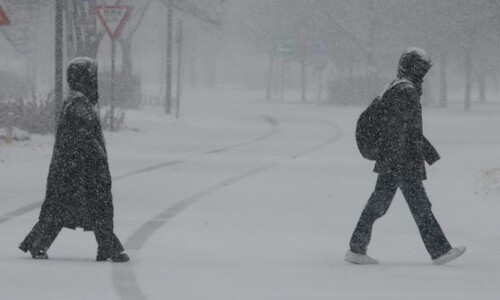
[0,116,278,225]
[113,116,278,180]
[112,119,343,300]
[0,202,43,225]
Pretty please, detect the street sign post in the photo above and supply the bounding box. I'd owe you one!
[312,40,329,105]
[275,38,295,102]
[95,5,132,131]
[0,4,10,26]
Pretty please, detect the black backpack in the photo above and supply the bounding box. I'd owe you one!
[355,79,410,160]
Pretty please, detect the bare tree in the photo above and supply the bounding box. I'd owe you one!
[0,0,47,55]
[311,0,386,101]
[65,0,106,59]
[117,0,154,78]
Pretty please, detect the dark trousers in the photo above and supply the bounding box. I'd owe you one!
[349,174,451,259]
[20,220,124,258]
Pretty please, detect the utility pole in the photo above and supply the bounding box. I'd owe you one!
[54,0,64,128]
[165,0,173,114]
[175,20,183,119]
[110,37,116,130]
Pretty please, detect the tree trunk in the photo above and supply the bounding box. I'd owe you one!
[438,51,448,108]
[365,2,378,98]
[348,59,354,83]
[65,3,76,60]
[120,39,133,77]
[300,56,306,103]
[280,58,285,102]
[365,50,376,99]
[55,0,64,129]
[205,59,217,88]
[478,71,486,103]
[266,52,274,101]
[494,72,499,94]
[166,0,174,113]
[72,2,84,55]
[316,69,323,104]
[422,78,433,106]
[189,60,198,87]
[86,37,101,59]
[464,49,472,111]
[121,39,133,107]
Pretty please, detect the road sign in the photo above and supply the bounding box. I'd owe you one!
[0,4,10,26]
[95,5,132,40]
[276,38,295,56]
[95,5,132,131]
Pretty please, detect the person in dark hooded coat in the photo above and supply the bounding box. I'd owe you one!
[345,48,465,265]
[19,57,129,262]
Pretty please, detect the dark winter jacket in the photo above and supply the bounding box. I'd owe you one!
[39,58,113,231]
[373,48,440,180]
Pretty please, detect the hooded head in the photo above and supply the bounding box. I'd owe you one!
[397,47,432,95]
[67,57,99,106]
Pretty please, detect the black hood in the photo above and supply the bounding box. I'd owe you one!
[67,57,99,106]
[397,47,432,95]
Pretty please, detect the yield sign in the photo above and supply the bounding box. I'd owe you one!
[95,5,132,40]
[0,4,10,26]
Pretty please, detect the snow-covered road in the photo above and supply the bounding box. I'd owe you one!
[0,89,499,299]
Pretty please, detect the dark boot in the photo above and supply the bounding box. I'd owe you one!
[96,252,129,262]
[30,249,49,260]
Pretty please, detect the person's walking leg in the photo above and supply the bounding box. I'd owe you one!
[400,180,452,259]
[349,174,398,254]
[33,221,62,252]
[19,221,44,252]
[94,220,127,262]
[19,220,62,258]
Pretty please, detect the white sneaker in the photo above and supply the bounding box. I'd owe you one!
[432,246,466,265]
[345,250,379,265]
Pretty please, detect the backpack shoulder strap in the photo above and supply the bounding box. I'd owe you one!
[379,78,412,99]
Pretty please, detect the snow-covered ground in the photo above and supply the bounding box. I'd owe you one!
[0,88,499,300]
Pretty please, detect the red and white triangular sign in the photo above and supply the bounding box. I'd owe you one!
[0,4,10,26]
[95,5,132,40]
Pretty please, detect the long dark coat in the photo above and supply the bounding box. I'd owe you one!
[373,81,440,180]
[39,91,113,231]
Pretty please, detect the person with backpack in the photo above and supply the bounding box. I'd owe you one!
[18,57,129,263]
[346,48,466,265]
